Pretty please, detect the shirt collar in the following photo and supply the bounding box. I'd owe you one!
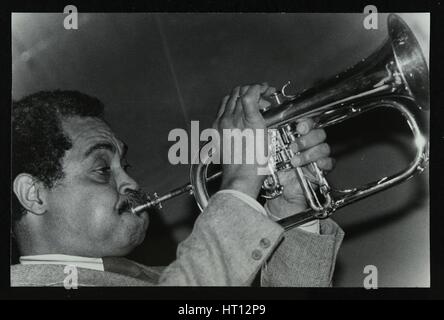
[20,254,104,272]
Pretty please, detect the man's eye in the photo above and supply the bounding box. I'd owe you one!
[96,166,111,175]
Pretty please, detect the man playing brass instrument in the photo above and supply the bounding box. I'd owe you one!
[11,83,344,286]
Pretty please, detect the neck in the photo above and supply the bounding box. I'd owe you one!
[13,216,62,257]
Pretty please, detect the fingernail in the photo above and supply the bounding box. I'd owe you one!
[292,155,301,167]
[297,123,308,134]
[290,143,298,153]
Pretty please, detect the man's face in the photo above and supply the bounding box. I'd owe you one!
[42,116,149,257]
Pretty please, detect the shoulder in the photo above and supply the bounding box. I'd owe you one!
[11,264,155,287]
[11,264,67,287]
[127,260,165,282]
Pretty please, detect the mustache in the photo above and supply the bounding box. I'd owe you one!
[118,189,149,215]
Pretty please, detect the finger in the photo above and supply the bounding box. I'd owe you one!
[296,118,316,135]
[259,82,274,110]
[223,86,241,116]
[315,157,335,171]
[241,84,262,121]
[289,129,326,153]
[259,82,270,94]
[258,97,271,110]
[234,85,251,117]
[240,85,250,96]
[216,95,230,119]
[234,96,244,118]
[290,143,330,167]
[262,84,277,98]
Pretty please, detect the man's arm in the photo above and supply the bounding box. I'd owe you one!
[260,218,344,287]
[158,84,339,286]
[157,192,285,286]
[256,114,342,287]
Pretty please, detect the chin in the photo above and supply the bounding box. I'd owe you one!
[104,212,149,256]
[125,222,149,252]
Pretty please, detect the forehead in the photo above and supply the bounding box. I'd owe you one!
[61,116,124,155]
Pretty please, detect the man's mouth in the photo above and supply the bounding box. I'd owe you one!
[118,190,149,217]
[118,201,134,215]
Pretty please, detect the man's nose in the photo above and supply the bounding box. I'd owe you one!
[117,171,140,195]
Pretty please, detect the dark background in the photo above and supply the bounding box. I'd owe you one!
[12,13,430,287]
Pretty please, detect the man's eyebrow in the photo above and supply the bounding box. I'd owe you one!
[84,142,116,159]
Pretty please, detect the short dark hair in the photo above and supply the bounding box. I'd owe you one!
[12,90,105,221]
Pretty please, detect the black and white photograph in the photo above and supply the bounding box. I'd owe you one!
[8,4,436,299]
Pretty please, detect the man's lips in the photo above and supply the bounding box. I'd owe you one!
[118,205,147,217]
[117,190,149,216]
[119,207,149,229]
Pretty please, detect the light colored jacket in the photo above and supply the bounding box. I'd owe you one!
[11,193,344,287]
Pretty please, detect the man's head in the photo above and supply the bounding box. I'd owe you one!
[12,90,149,258]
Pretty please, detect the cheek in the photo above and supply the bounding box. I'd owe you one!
[65,184,146,250]
[51,183,120,239]
[47,178,146,255]
[80,187,121,238]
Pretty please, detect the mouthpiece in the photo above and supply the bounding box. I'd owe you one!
[130,183,194,214]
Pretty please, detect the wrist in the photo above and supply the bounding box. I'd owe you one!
[220,178,263,199]
[266,196,307,219]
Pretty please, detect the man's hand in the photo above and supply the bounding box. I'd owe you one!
[266,118,334,219]
[214,83,276,199]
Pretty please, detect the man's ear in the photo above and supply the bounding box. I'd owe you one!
[13,174,47,215]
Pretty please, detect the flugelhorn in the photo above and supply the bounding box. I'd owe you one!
[132,14,429,230]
